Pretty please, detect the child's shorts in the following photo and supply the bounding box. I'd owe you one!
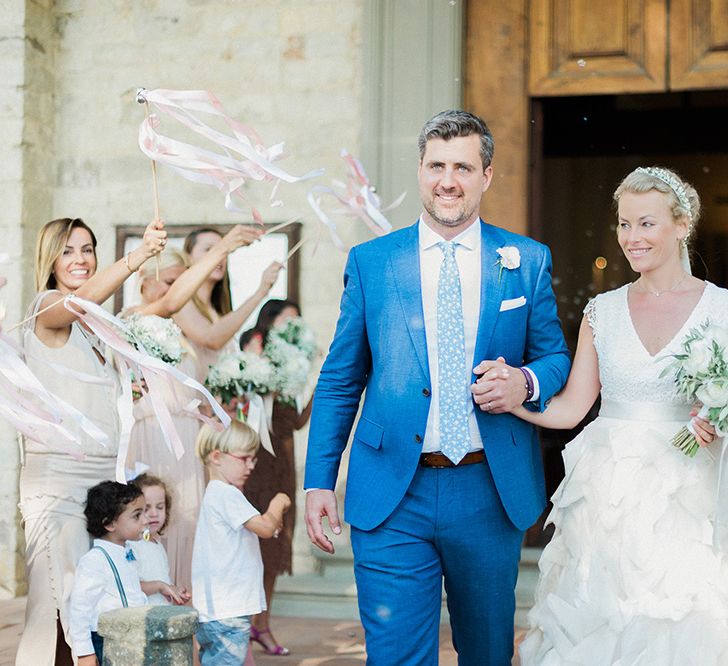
[196,615,251,666]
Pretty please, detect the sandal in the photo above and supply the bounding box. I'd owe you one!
[250,625,290,656]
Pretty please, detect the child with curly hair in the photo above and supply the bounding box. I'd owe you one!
[68,481,185,665]
[128,473,191,606]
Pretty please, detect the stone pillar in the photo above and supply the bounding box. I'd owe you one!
[0,0,57,599]
[97,606,198,666]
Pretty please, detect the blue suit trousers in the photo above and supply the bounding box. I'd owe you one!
[351,459,523,666]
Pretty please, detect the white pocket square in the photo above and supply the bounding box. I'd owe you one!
[499,296,527,312]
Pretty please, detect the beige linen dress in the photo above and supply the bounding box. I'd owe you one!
[17,292,120,666]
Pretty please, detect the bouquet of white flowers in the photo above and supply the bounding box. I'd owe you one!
[124,313,183,365]
[270,316,317,360]
[205,351,275,405]
[661,319,728,456]
[264,317,317,407]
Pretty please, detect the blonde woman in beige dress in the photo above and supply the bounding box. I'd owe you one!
[125,225,261,591]
[175,227,283,383]
[17,217,165,666]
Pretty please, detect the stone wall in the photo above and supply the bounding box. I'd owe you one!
[2,0,368,595]
[2,0,464,596]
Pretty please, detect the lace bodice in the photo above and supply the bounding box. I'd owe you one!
[585,282,727,404]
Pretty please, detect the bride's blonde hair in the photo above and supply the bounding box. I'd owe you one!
[613,167,701,245]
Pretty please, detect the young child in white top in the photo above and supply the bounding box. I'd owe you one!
[192,420,291,666]
[127,473,191,606]
[69,481,186,666]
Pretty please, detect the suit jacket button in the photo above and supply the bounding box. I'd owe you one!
[422,388,431,397]
[414,434,422,443]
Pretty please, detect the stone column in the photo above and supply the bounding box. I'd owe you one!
[97,606,198,666]
[0,0,56,599]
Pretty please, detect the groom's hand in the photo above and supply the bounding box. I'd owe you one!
[305,489,342,554]
[471,356,528,414]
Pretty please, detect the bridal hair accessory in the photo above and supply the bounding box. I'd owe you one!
[636,167,693,222]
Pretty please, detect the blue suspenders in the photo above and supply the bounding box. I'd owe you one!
[92,546,129,608]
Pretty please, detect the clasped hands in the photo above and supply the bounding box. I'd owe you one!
[471,356,527,414]
[471,357,716,446]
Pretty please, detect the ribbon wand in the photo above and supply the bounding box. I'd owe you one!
[136,88,162,280]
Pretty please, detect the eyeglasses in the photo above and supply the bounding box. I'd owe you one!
[224,452,258,466]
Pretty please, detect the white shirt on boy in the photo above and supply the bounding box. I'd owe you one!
[68,539,148,657]
[192,479,266,622]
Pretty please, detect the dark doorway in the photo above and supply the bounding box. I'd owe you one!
[525,91,728,547]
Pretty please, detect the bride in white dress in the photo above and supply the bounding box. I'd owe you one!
[514,167,728,665]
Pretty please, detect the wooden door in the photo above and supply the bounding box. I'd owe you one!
[670,0,728,90]
[529,0,668,95]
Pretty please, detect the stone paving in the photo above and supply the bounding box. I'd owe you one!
[0,597,524,665]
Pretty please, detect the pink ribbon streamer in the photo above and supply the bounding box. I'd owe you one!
[0,333,111,460]
[63,295,230,482]
[137,88,324,222]
[307,149,405,250]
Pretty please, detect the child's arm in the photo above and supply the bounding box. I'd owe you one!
[68,554,105,663]
[244,492,291,539]
[140,580,190,604]
[78,656,99,666]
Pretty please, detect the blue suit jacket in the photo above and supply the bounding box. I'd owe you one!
[304,220,570,532]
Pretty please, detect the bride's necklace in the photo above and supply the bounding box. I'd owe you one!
[635,272,688,297]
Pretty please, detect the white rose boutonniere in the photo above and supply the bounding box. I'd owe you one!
[495,246,521,281]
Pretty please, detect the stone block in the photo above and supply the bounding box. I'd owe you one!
[97,605,199,666]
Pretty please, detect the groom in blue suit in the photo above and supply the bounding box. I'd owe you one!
[305,110,570,665]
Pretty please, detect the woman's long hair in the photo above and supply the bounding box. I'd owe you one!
[183,227,232,321]
[239,299,300,350]
[35,218,98,291]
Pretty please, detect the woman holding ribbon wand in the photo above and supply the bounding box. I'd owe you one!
[476,168,728,664]
[17,217,165,666]
[124,224,262,593]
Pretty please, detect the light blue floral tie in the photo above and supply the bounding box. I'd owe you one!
[437,241,470,464]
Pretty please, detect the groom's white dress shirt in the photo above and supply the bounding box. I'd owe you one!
[418,217,539,454]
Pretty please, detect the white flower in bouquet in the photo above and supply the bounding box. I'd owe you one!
[682,339,712,376]
[239,351,276,392]
[205,351,275,405]
[661,319,728,456]
[269,317,317,360]
[696,380,728,410]
[264,334,312,407]
[124,313,182,365]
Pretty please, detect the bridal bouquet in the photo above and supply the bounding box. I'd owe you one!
[205,351,275,406]
[264,317,317,407]
[661,320,728,456]
[124,313,183,365]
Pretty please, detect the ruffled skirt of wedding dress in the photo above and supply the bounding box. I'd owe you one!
[519,415,728,666]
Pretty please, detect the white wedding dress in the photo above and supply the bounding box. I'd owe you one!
[520,282,728,666]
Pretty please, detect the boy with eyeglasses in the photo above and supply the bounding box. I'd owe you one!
[192,420,290,665]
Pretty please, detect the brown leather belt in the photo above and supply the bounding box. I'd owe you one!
[419,451,485,468]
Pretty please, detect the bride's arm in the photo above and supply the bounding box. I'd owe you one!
[511,316,601,429]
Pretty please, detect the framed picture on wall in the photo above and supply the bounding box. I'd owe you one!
[114,222,301,331]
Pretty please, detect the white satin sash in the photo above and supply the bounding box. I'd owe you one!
[599,399,692,423]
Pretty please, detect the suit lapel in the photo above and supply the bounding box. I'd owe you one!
[390,223,430,380]
[473,222,506,375]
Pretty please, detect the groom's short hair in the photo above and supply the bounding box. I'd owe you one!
[418,110,494,171]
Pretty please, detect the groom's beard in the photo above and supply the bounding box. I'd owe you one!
[422,197,479,228]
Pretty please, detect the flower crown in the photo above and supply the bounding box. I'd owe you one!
[636,167,693,222]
